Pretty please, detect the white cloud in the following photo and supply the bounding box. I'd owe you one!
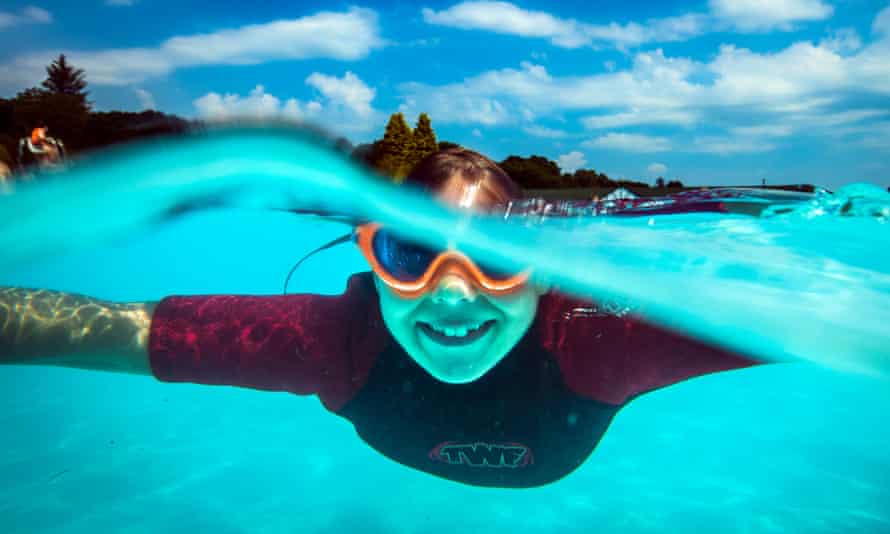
[557,151,586,173]
[422,1,706,49]
[398,56,701,126]
[708,42,847,105]
[820,28,863,55]
[4,7,382,86]
[194,85,286,120]
[768,97,836,113]
[135,88,155,110]
[22,6,51,23]
[857,122,890,150]
[422,2,589,47]
[819,121,876,138]
[522,125,568,138]
[583,133,672,153]
[692,136,776,154]
[875,5,890,36]
[585,13,710,48]
[0,6,52,29]
[849,11,890,95]
[399,87,512,126]
[421,0,838,52]
[730,124,793,137]
[647,162,668,175]
[689,123,800,154]
[582,108,699,129]
[193,73,382,134]
[830,109,890,125]
[163,8,381,65]
[709,0,833,32]
[401,2,890,145]
[305,71,376,118]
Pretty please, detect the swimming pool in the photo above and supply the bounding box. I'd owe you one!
[1,127,889,533]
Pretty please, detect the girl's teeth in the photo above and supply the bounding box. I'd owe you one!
[432,322,482,337]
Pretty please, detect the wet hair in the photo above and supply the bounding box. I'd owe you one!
[403,147,523,210]
[283,147,523,294]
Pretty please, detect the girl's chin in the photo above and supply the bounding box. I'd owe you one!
[415,344,504,384]
[423,361,488,384]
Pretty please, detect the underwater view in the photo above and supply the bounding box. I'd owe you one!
[1,128,889,533]
[3,1,890,533]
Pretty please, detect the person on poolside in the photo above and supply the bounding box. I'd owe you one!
[0,147,760,488]
[17,125,66,171]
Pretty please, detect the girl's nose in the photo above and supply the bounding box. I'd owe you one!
[430,273,478,305]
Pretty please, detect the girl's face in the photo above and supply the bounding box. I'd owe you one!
[374,272,547,383]
[373,176,547,383]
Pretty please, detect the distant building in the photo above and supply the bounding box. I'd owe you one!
[601,187,637,201]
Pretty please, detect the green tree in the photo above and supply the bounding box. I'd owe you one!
[411,112,438,164]
[351,142,378,166]
[42,54,89,104]
[666,179,684,188]
[376,112,413,180]
[572,168,615,188]
[83,110,189,149]
[499,155,562,188]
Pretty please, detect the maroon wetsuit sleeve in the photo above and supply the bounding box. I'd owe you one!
[148,273,388,411]
[538,291,761,405]
[617,317,761,400]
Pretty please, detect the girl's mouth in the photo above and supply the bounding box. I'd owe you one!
[418,320,495,347]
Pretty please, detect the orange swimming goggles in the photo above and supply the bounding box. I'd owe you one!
[355,223,530,299]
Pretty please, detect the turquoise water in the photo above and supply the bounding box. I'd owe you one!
[1,127,889,533]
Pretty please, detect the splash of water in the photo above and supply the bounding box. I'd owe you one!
[1,126,888,376]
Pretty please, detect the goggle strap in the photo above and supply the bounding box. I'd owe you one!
[282,231,354,295]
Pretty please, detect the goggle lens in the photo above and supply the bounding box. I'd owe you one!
[372,230,437,281]
[371,229,517,282]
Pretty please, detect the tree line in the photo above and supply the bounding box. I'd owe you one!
[1,55,683,190]
[0,54,189,169]
[359,113,684,189]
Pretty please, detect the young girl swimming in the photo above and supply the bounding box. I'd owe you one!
[0,147,759,488]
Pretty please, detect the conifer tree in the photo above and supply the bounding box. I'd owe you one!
[42,54,89,99]
[412,112,438,163]
[376,112,413,179]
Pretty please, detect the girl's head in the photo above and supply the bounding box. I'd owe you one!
[365,147,548,384]
[402,147,522,211]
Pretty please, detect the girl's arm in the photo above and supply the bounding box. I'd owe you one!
[0,287,155,375]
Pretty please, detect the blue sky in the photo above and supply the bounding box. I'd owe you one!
[1,0,888,188]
